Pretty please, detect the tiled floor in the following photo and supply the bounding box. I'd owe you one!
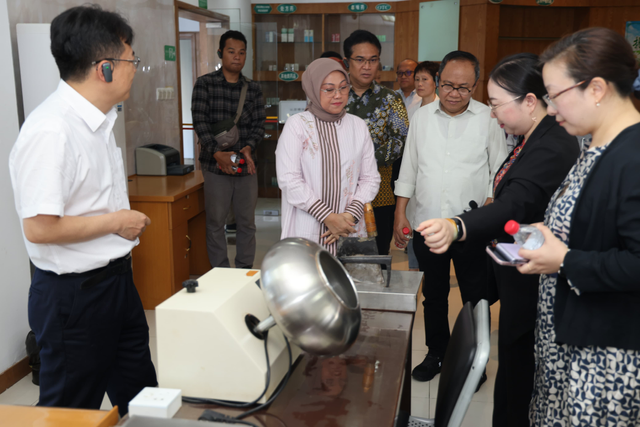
[0,198,499,426]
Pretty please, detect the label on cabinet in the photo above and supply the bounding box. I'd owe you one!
[198,0,207,8]
[536,0,553,4]
[348,3,368,12]
[277,4,297,14]
[254,4,272,14]
[375,3,392,11]
[278,71,299,81]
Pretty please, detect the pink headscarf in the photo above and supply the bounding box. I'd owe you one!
[302,58,350,123]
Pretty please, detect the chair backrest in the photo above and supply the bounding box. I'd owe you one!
[433,300,490,427]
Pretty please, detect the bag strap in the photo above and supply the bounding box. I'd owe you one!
[233,80,249,125]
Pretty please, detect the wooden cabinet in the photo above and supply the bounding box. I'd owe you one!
[252,2,404,198]
[128,171,210,309]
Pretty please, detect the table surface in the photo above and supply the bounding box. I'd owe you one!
[127,171,203,203]
[132,310,413,427]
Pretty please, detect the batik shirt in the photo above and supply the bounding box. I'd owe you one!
[347,81,409,207]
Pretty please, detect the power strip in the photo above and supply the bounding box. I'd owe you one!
[128,387,182,419]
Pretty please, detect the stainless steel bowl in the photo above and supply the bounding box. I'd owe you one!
[258,238,361,355]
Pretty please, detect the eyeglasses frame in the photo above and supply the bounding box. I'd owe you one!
[542,80,587,108]
[486,95,524,112]
[91,56,142,70]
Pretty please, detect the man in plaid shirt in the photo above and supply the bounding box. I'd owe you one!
[192,30,265,268]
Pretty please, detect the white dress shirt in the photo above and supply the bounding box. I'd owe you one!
[395,98,507,226]
[396,89,422,123]
[9,80,137,274]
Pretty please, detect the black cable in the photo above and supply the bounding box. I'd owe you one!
[236,335,293,419]
[182,332,271,408]
[192,333,295,425]
[198,410,260,427]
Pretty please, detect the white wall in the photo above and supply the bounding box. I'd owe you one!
[0,0,32,375]
[181,0,254,78]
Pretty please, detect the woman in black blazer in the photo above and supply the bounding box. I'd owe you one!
[518,28,640,426]
[416,53,579,427]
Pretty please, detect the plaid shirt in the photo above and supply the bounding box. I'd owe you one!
[192,69,266,176]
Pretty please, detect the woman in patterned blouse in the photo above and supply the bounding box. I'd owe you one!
[518,27,640,426]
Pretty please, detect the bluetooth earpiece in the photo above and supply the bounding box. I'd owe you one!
[343,58,349,70]
[102,62,113,83]
[217,50,223,59]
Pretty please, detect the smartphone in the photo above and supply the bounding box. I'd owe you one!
[486,244,528,266]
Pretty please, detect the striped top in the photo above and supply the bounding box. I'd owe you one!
[276,111,381,254]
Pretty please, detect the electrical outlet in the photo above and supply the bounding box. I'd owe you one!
[128,387,182,419]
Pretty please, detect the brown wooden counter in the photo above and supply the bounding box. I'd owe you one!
[128,171,211,309]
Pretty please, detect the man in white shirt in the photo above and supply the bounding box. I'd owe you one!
[9,6,156,416]
[395,59,421,121]
[393,51,507,384]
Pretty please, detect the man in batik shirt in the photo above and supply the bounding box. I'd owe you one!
[343,30,409,255]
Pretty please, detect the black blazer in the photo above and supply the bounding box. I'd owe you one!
[459,115,580,343]
[558,122,640,350]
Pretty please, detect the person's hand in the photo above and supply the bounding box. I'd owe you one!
[393,214,412,249]
[239,146,256,175]
[322,213,357,245]
[115,210,150,240]
[484,197,494,206]
[322,213,356,238]
[214,151,237,175]
[417,218,457,254]
[516,224,568,275]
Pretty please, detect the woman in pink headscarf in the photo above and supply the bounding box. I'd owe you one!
[276,58,380,254]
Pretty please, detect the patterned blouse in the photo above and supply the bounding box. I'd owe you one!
[347,81,409,207]
[531,143,640,426]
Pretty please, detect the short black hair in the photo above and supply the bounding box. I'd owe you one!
[320,51,343,60]
[219,30,247,52]
[414,61,439,80]
[50,5,134,82]
[343,30,381,59]
[490,53,547,105]
[439,51,480,83]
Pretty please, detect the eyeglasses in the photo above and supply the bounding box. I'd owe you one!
[348,57,379,67]
[487,95,523,112]
[542,80,586,108]
[440,83,473,96]
[396,70,413,78]
[92,56,142,70]
[321,85,350,97]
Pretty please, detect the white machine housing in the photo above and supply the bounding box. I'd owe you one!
[156,268,301,403]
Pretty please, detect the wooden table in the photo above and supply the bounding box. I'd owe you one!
[0,405,119,427]
[119,310,412,427]
[128,171,211,309]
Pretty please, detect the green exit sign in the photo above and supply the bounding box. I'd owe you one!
[164,45,176,61]
[198,0,208,8]
[375,3,391,11]
[348,3,368,12]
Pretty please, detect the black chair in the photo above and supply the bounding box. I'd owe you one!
[403,299,491,427]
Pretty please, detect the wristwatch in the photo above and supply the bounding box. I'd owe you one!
[450,217,463,242]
